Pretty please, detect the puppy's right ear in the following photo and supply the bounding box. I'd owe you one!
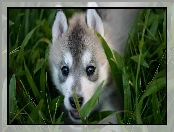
[52,10,68,43]
[86,9,104,37]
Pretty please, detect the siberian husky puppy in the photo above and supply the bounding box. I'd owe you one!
[49,3,139,124]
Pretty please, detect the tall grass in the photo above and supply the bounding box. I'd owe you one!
[9,8,166,124]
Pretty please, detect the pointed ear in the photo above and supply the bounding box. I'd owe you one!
[86,9,104,37]
[52,10,68,43]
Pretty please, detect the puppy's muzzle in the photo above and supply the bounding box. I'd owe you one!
[69,96,84,109]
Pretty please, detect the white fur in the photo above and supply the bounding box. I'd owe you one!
[80,76,96,104]
[80,60,109,105]
[87,9,104,37]
[52,11,68,43]
[51,64,74,111]
[82,51,92,67]
[51,65,61,91]
[62,75,74,110]
[64,52,73,68]
[99,61,108,84]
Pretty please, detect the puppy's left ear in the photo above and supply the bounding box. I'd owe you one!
[86,7,104,37]
[52,10,68,43]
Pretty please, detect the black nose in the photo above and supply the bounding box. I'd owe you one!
[69,96,84,109]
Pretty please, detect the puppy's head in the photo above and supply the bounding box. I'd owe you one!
[49,9,109,123]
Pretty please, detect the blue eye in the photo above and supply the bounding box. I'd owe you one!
[86,66,95,76]
[61,66,69,76]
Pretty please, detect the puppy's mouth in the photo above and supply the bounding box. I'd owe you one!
[69,110,81,120]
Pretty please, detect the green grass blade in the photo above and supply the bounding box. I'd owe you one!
[11,25,21,52]
[149,14,159,38]
[151,93,162,123]
[49,95,64,112]
[26,99,44,124]
[131,54,149,68]
[31,37,50,52]
[135,102,142,124]
[15,70,26,76]
[51,96,64,123]
[139,77,166,111]
[55,112,64,124]
[150,44,166,58]
[73,89,84,123]
[33,58,45,74]
[153,69,166,79]
[9,74,18,117]
[96,32,123,96]
[80,81,104,119]
[112,50,125,72]
[163,10,166,45]
[10,102,30,124]
[9,20,14,26]
[33,45,49,74]
[24,61,42,102]
[116,113,124,124]
[22,25,40,47]
[124,9,145,59]
[24,9,30,35]
[39,64,46,98]
[122,67,133,122]
[44,43,50,61]
[16,25,40,69]
[89,111,116,123]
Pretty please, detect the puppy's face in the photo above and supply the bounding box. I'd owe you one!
[49,9,108,123]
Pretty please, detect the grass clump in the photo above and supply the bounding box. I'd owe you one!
[99,9,166,124]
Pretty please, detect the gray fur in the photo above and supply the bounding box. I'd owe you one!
[97,9,139,56]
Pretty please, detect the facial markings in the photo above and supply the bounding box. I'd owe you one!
[62,75,75,110]
[68,23,86,60]
[82,50,98,82]
[64,52,73,68]
[58,52,73,83]
[82,50,92,68]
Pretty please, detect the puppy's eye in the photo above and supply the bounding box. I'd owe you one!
[86,66,95,76]
[61,66,69,76]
